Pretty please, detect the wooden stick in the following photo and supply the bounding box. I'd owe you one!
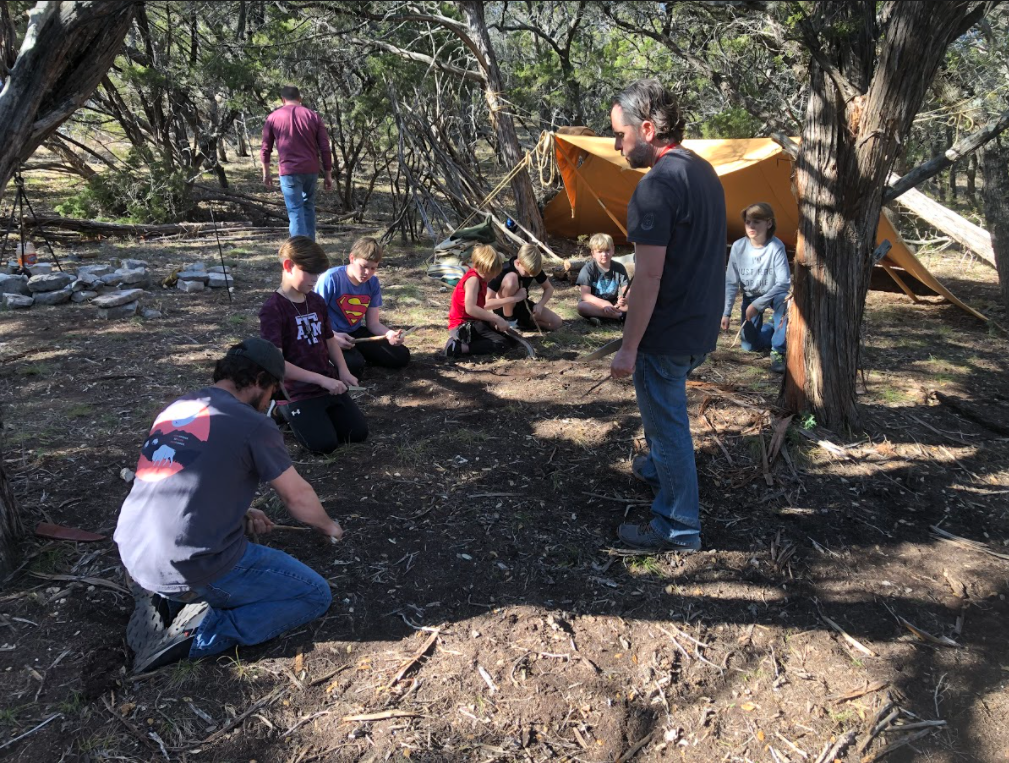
[388,629,439,688]
[350,335,388,343]
[0,712,62,752]
[860,727,935,762]
[342,709,422,723]
[272,524,312,532]
[816,601,877,657]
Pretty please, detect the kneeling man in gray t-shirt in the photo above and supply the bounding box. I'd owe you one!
[115,338,342,673]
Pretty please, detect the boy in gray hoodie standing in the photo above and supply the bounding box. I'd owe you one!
[721,202,790,373]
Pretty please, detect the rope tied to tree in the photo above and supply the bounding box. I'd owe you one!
[532,131,558,188]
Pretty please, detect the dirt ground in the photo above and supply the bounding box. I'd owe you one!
[1,217,1009,762]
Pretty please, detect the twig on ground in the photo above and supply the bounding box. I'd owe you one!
[28,571,129,594]
[388,629,438,688]
[813,729,856,763]
[193,687,287,746]
[281,710,332,738]
[860,727,935,762]
[341,709,422,722]
[774,731,809,759]
[0,713,62,752]
[615,730,654,763]
[930,525,1009,561]
[827,680,889,702]
[857,704,900,753]
[582,492,652,505]
[477,664,499,694]
[815,600,877,657]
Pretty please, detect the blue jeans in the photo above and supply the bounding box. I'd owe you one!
[279,173,319,240]
[633,352,707,547]
[173,543,332,659]
[740,293,788,354]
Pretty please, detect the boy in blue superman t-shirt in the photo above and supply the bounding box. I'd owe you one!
[314,237,410,378]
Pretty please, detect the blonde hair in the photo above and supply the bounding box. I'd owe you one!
[349,236,383,264]
[741,202,777,237]
[588,233,614,252]
[279,236,329,274]
[516,244,543,277]
[470,244,503,279]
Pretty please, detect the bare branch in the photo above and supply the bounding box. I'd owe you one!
[884,104,1009,201]
[350,37,483,83]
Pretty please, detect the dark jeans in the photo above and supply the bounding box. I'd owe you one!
[450,320,513,356]
[343,325,411,378]
[178,543,332,659]
[740,293,788,354]
[285,392,368,453]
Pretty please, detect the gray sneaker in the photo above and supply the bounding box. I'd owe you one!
[133,602,209,674]
[617,522,701,553]
[770,350,785,374]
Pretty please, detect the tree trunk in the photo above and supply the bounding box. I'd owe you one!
[0,1,136,202]
[459,1,545,239]
[0,435,24,578]
[236,113,250,157]
[979,136,1009,313]
[783,1,983,429]
[947,126,958,199]
[966,152,977,207]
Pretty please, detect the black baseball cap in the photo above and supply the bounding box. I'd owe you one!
[226,338,286,382]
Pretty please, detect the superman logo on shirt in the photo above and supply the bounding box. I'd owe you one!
[338,294,371,327]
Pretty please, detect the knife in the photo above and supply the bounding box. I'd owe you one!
[579,337,622,362]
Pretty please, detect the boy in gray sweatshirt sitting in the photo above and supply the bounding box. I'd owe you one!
[721,202,790,373]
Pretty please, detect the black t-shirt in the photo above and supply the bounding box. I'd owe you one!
[626,148,726,355]
[487,257,548,293]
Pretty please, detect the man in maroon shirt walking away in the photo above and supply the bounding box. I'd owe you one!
[261,85,333,241]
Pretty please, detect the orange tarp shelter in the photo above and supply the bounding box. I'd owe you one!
[542,134,985,321]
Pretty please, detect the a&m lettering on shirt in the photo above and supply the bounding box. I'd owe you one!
[295,313,324,345]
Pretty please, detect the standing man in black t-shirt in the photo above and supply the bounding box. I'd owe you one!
[609,79,727,552]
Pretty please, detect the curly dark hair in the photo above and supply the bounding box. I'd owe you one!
[212,355,279,392]
[612,79,686,144]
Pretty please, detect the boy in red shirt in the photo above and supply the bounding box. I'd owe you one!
[445,245,515,358]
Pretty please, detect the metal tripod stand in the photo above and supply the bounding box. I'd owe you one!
[0,171,63,276]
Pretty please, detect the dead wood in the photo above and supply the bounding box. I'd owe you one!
[929,390,1009,436]
[21,215,358,240]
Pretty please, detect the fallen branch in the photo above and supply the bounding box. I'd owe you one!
[860,727,935,762]
[929,391,1009,436]
[930,525,1009,562]
[22,214,360,240]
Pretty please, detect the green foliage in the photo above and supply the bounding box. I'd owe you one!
[800,412,817,430]
[56,148,193,224]
[700,107,764,139]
